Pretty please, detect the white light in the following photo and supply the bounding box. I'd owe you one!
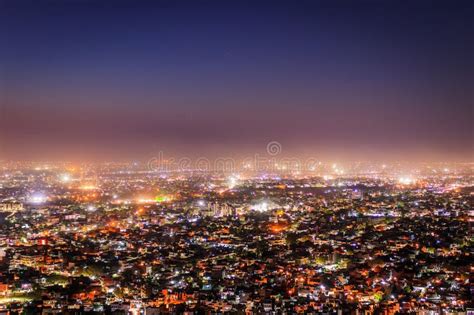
[197,200,205,207]
[227,176,238,189]
[335,168,344,175]
[29,193,47,204]
[87,205,96,212]
[398,176,414,185]
[252,201,269,212]
[60,173,71,183]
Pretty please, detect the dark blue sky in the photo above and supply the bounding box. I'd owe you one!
[1,0,472,161]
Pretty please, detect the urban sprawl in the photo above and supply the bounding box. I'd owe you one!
[0,162,472,314]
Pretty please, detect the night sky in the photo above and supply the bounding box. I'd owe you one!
[1,0,473,161]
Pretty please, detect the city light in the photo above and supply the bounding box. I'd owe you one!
[79,185,98,190]
[398,176,415,185]
[28,193,47,204]
[253,201,268,212]
[227,175,238,189]
[60,173,72,183]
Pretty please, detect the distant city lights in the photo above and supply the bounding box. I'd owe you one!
[227,175,239,189]
[79,185,98,190]
[398,176,415,185]
[28,193,47,204]
[59,173,72,183]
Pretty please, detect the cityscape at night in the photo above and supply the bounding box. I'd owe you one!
[0,161,472,314]
[0,0,473,314]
